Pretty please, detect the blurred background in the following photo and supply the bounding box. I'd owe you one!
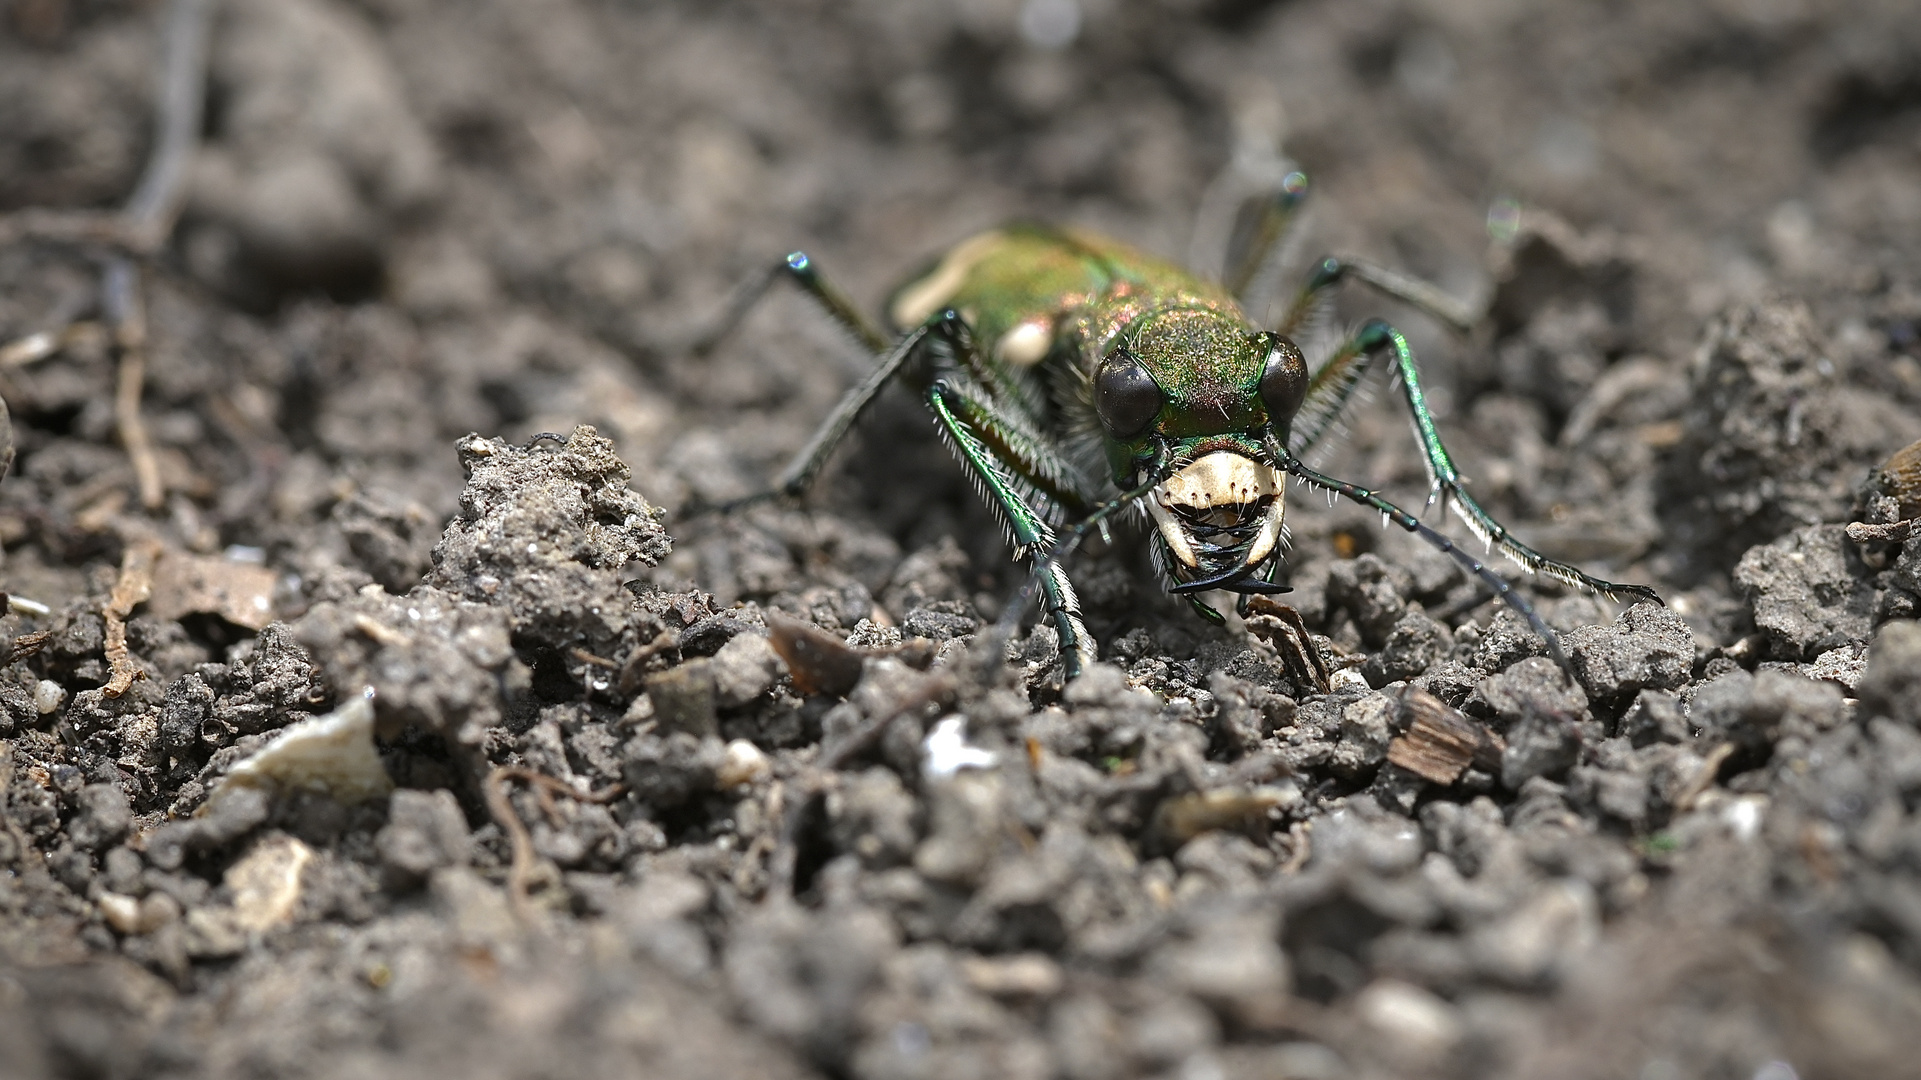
[6,4,1921,1079]
[5,0,1920,607]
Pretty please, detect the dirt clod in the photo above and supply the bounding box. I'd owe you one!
[6,3,1921,1078]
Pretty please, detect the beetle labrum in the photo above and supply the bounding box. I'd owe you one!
[696,173,1661,680]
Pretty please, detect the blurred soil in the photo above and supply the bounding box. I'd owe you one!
[4,1,1921,1078]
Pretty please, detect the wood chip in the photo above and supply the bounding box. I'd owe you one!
[766,612,864,697]
[1385,687,1504,785]
[146,550,278,630]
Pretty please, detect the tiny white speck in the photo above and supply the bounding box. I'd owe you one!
[407,608,421,621]
[1723,796,1766,842]
[923,715,996,778]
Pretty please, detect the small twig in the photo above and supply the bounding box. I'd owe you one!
[102,538,162,697]
[0,210,161,257]
[107,0,215,514]
[1675,742,1737,813]
[1846,518,1919,545]
[482,765,624,922]
[817,670,955,771]
[0,322,102,369]
[109,264,164,510]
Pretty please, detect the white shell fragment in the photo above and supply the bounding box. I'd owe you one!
[922,715,997,779]
[33,679,66,715]
[211,688,392,807]
[716,739,771,789]
[227,834,316,932]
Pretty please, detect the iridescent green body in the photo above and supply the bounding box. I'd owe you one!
[887,225,1275,482]
[701,176,1662,680]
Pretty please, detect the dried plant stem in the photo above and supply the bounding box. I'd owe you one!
[482,765,624,922]
[108,0,214,512]
[102,538,163,697]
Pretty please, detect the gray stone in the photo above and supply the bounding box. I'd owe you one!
[1733,524,1875,660]
[1858,620,1921,728]
[1690,668,1846,750]
[1562,602,1694,707]
[711,632,785,708]
[1327,554,1413,647]
[1366,610,1451,685]
[67,783,131,852]
[1469,657,1590,730]
[376,788,471,887]
[1620,689,1688,745]
[1501,710,1582,789]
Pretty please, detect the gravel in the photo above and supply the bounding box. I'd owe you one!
[4,2,1921,1079]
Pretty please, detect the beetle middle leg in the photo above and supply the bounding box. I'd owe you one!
[1276,254,1481,337]
[1211,168,1480,335]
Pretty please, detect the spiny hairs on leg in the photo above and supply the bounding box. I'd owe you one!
[1265,433,1641,673]
[1350,317,1664,610]
[1437,484,1663,608]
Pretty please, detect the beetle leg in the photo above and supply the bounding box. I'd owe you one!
[707,320,937,514]
[1261,322,1663,672]
[1276,254,1480,339]
[1220,169,1312,303]
[928,378,1097,678]
[1358,320,1660,606]
[1264,430,1579,671]
[690,250,891,358]
[772,318,940,498]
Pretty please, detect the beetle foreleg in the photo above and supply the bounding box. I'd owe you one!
[929,379,1097,677]
[1356,320,1662,607]
[1263,432,1578,671]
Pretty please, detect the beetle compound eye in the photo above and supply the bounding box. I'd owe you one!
[1258,336,1309,425]
[1095,352,1164,439]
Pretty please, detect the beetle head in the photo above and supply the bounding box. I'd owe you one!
[1092,308,1308,590]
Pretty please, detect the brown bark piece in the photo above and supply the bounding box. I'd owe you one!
[1386,688,1505,785]
[147,550,278,631]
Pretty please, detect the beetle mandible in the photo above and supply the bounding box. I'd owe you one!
[694,172,1661,681]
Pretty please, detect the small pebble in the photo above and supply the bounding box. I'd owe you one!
[33,679,65,715]
[716,739,771,789]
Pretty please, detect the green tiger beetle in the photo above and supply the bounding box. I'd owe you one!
[694,172,1661,682]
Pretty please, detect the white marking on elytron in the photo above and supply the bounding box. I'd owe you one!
[889,230,1005,329]
[994,319,1053,366]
